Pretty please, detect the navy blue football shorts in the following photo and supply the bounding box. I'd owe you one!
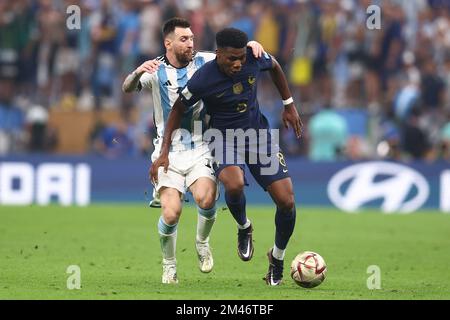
[210,137,290,190]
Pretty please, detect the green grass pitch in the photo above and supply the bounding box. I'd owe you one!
[1,204,449,300]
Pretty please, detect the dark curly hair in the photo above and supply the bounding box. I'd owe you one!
[216,28,248,49]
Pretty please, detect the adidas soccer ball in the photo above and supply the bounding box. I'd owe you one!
[290,251,327,288]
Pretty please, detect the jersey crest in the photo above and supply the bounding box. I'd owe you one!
[233,82,243,95]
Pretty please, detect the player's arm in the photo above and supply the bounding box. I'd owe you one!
[149,97,188,184]
[122,59,161,93]
[268,57,303,138]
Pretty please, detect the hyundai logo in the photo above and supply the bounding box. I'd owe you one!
[327,162,429,213]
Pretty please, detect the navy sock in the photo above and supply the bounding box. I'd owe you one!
[225,191,247,226]
[274,205,296,250]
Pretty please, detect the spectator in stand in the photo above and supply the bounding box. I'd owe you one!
[90,0,119,109]
[0,90,25,154]
[137,0,163,64]
[421,58,445,112]
[401,108,432,160]
[92,118,135,158]
[439,114,450,161]
[25,104,58,152]
[308,104,348,161]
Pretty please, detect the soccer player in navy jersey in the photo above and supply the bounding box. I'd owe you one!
[150,28,302,285]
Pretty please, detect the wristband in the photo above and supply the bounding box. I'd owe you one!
[282,97,293,106]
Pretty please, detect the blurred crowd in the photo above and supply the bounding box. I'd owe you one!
[1,0,450,161]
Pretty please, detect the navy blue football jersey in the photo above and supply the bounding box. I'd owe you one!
[179,48,273,132]
[177,48,291,189]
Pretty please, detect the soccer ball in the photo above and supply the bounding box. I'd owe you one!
[290,251,327,288]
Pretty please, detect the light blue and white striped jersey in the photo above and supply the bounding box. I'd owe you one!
[139,51,216,148]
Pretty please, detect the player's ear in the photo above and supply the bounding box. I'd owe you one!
[164,37,171,50]
[216,48,222,59]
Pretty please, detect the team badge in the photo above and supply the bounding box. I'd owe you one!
[236,102,247,113]
[248,76,256,85]
[233,82,243,94]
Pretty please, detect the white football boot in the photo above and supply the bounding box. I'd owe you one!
[195,239,214,273]
[162,259,178,284]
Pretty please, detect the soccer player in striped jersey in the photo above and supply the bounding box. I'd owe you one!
[122,18,264,284]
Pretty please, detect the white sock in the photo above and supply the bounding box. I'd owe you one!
[272,244,285,260]
[196,206,217,243]
[162,257,176,265]
[158,217,178,261]
[160,231,177,261]
[237,219,251,230]
[197,215,216,243]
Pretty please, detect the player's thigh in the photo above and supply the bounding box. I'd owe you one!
[266,177,295,210]
[186,157,217,208]
[218,165,246,193]
[159,187,183,224]
[246,147,290,191]
[151,149,186,194]
[154,166,186,195]
[185,145,218,207]
[189,177,217,209]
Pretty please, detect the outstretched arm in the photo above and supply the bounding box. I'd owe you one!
[268,57,303,138]
[122,59,161,93]
[149,97,187,183]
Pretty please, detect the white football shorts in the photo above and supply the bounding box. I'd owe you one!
[151,143,216,195]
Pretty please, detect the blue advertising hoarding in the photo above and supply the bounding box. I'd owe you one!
[0,155,449,213]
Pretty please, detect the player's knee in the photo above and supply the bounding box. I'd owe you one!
[163,214,178,226]
[193,187,216,209]
[224,181,245,197]
[162,208,181,225]
[277,194,295,212]
[196,196,215,210]
[220,171,245,195]
[194,193,214,210]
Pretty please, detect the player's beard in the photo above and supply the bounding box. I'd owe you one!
[175,49,193,65]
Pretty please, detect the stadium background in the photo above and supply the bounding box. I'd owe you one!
[1,0,450,300]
